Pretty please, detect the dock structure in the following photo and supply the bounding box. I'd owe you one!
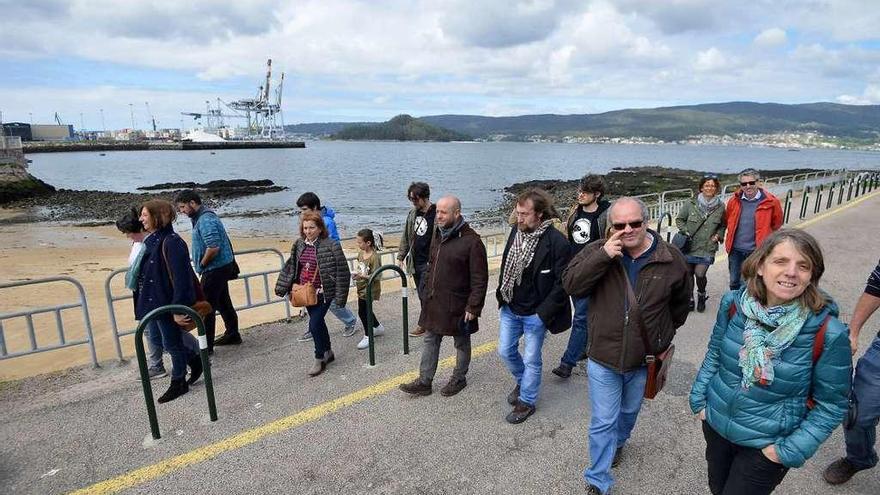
[1,189,879,494]
[21,140,306,153]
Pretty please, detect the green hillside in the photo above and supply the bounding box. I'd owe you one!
[330,114,472,141]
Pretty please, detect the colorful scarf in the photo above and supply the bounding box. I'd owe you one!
[500,220,552,303]
[125,241,146,291]
[737,290,810,389]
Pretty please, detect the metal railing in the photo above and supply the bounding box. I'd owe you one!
[0,276,98,365]
[364,265,410,366]
[106,248,291,360]
[135,305,217,439]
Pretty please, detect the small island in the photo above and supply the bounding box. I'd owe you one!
[331,114,472,142]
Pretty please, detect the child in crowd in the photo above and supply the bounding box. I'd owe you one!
[353,229,385,349]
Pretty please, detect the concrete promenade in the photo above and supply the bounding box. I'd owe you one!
[1,191,879,494]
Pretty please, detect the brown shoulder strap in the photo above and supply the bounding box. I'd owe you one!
[623,270,653,356]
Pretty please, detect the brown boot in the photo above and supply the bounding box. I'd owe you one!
[823,458,863,485]
[307,358,326,377]
[409,325,426,337]
[440,378,467,397]
[399,378,432,396]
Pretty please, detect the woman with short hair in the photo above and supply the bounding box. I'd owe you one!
[674,175,726,312]
[690,229,852,494]
[275,210,351,376]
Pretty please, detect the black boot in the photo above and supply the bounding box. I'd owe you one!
[688,298,695,312]
[187,354,203,385]
[697,293,708,313]
[157,378,189,403]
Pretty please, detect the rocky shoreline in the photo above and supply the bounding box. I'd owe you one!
[0,179,287,225]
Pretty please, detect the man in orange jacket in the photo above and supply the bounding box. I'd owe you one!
[725,168,783,290]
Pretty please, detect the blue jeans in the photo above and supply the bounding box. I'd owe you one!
[727,248,752,290]
[560,296,589,368]
[329,300,357,328]
[845,335,880,469]
[307,296,333,359]
[498,305,547,406]
[154,315,197,380]
[584,359,648,494]
[144,320,199,372]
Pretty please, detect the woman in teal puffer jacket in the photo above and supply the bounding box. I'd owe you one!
[690,228,852,494]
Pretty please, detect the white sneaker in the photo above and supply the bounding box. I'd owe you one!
[373,323,386,336]
[357,336,371,350]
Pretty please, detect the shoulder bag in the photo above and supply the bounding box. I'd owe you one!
[624,274,674,399]
[162,239,213,331]
[290,259,320,307]
[672,206,713,254]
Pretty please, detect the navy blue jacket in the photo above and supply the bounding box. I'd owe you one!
[134,225,197,319]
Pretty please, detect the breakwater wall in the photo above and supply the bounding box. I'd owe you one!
[22,140,306,153]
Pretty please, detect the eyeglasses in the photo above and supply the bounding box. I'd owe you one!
[408,196,421,203]
[612,220,644,230]
[740,181,757,186]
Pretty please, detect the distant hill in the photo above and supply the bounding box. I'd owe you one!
[419,102,880,141]
[330,114,472,141]
[286,102,880,141]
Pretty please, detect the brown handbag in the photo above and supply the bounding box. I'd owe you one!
[289,261,320,307]
[624,273,675,399]
[161,240,213,331]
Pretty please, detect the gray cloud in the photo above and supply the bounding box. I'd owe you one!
[440,0,583,48]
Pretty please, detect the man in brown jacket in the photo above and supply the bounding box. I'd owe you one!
[399,195,489,397]
[562,197,690,495]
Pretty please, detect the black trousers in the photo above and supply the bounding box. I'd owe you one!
[200,262,239,348]
[357,298,381,334]
[702,421,789,495]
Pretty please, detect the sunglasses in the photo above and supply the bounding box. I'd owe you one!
[740,180,757,186]
[612,220,644,230]
[702,174,718,179]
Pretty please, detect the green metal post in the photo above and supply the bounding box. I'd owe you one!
[826,183,835,210]
[365,264,409,367]
[783,190,794,224]
[799,186,810,219]
[847,179,854,201]
[135,304,218,440]
[813,184,823,214]
[837,180,845,205]
[655,212,673,242]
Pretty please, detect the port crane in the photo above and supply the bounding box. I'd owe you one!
[181,58,285,140]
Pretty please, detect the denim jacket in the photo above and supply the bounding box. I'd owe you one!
[191,208,234,274]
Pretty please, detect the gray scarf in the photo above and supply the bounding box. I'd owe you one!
[697,193,721,216]
[500,220,553,303]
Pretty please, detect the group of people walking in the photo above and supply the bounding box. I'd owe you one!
[116,170,880,494]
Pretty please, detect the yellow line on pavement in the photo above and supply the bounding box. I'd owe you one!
[68,340,499,495]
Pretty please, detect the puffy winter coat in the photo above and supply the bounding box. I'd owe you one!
[689,289,852,468]
[275,237,351,307]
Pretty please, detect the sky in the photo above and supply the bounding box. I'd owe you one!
[1,0,879,130]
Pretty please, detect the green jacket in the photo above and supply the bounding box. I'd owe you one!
[674,198,726,258]
[397,205,434,275]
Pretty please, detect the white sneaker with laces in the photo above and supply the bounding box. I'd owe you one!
[373,323,386,336]
[357,336,371,350]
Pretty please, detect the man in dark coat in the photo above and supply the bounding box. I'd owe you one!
[496,189,571,424]
[563,197,690,495]
[399,195,489,397]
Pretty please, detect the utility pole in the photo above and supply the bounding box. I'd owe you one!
[129,103,135,130]
[29,112,33,125]
[79,112,85,134]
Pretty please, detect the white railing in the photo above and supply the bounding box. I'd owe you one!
[0,136,23,150]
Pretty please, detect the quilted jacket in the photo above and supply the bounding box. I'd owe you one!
[689,289,852,468]
[274,237,351,307]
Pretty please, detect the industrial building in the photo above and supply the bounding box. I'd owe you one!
[1,123,74,141]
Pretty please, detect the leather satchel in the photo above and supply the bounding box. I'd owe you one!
[624,274,674,399]
[672,207,714,254]
[161,240,213,331]
[289,262,320,307]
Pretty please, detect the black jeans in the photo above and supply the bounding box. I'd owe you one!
[357,298,380,334]
[412,262,428,306]
[702,421,789,495]
[200,262,240,349]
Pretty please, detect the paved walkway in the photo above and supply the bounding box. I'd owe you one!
[1,191,879,494]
